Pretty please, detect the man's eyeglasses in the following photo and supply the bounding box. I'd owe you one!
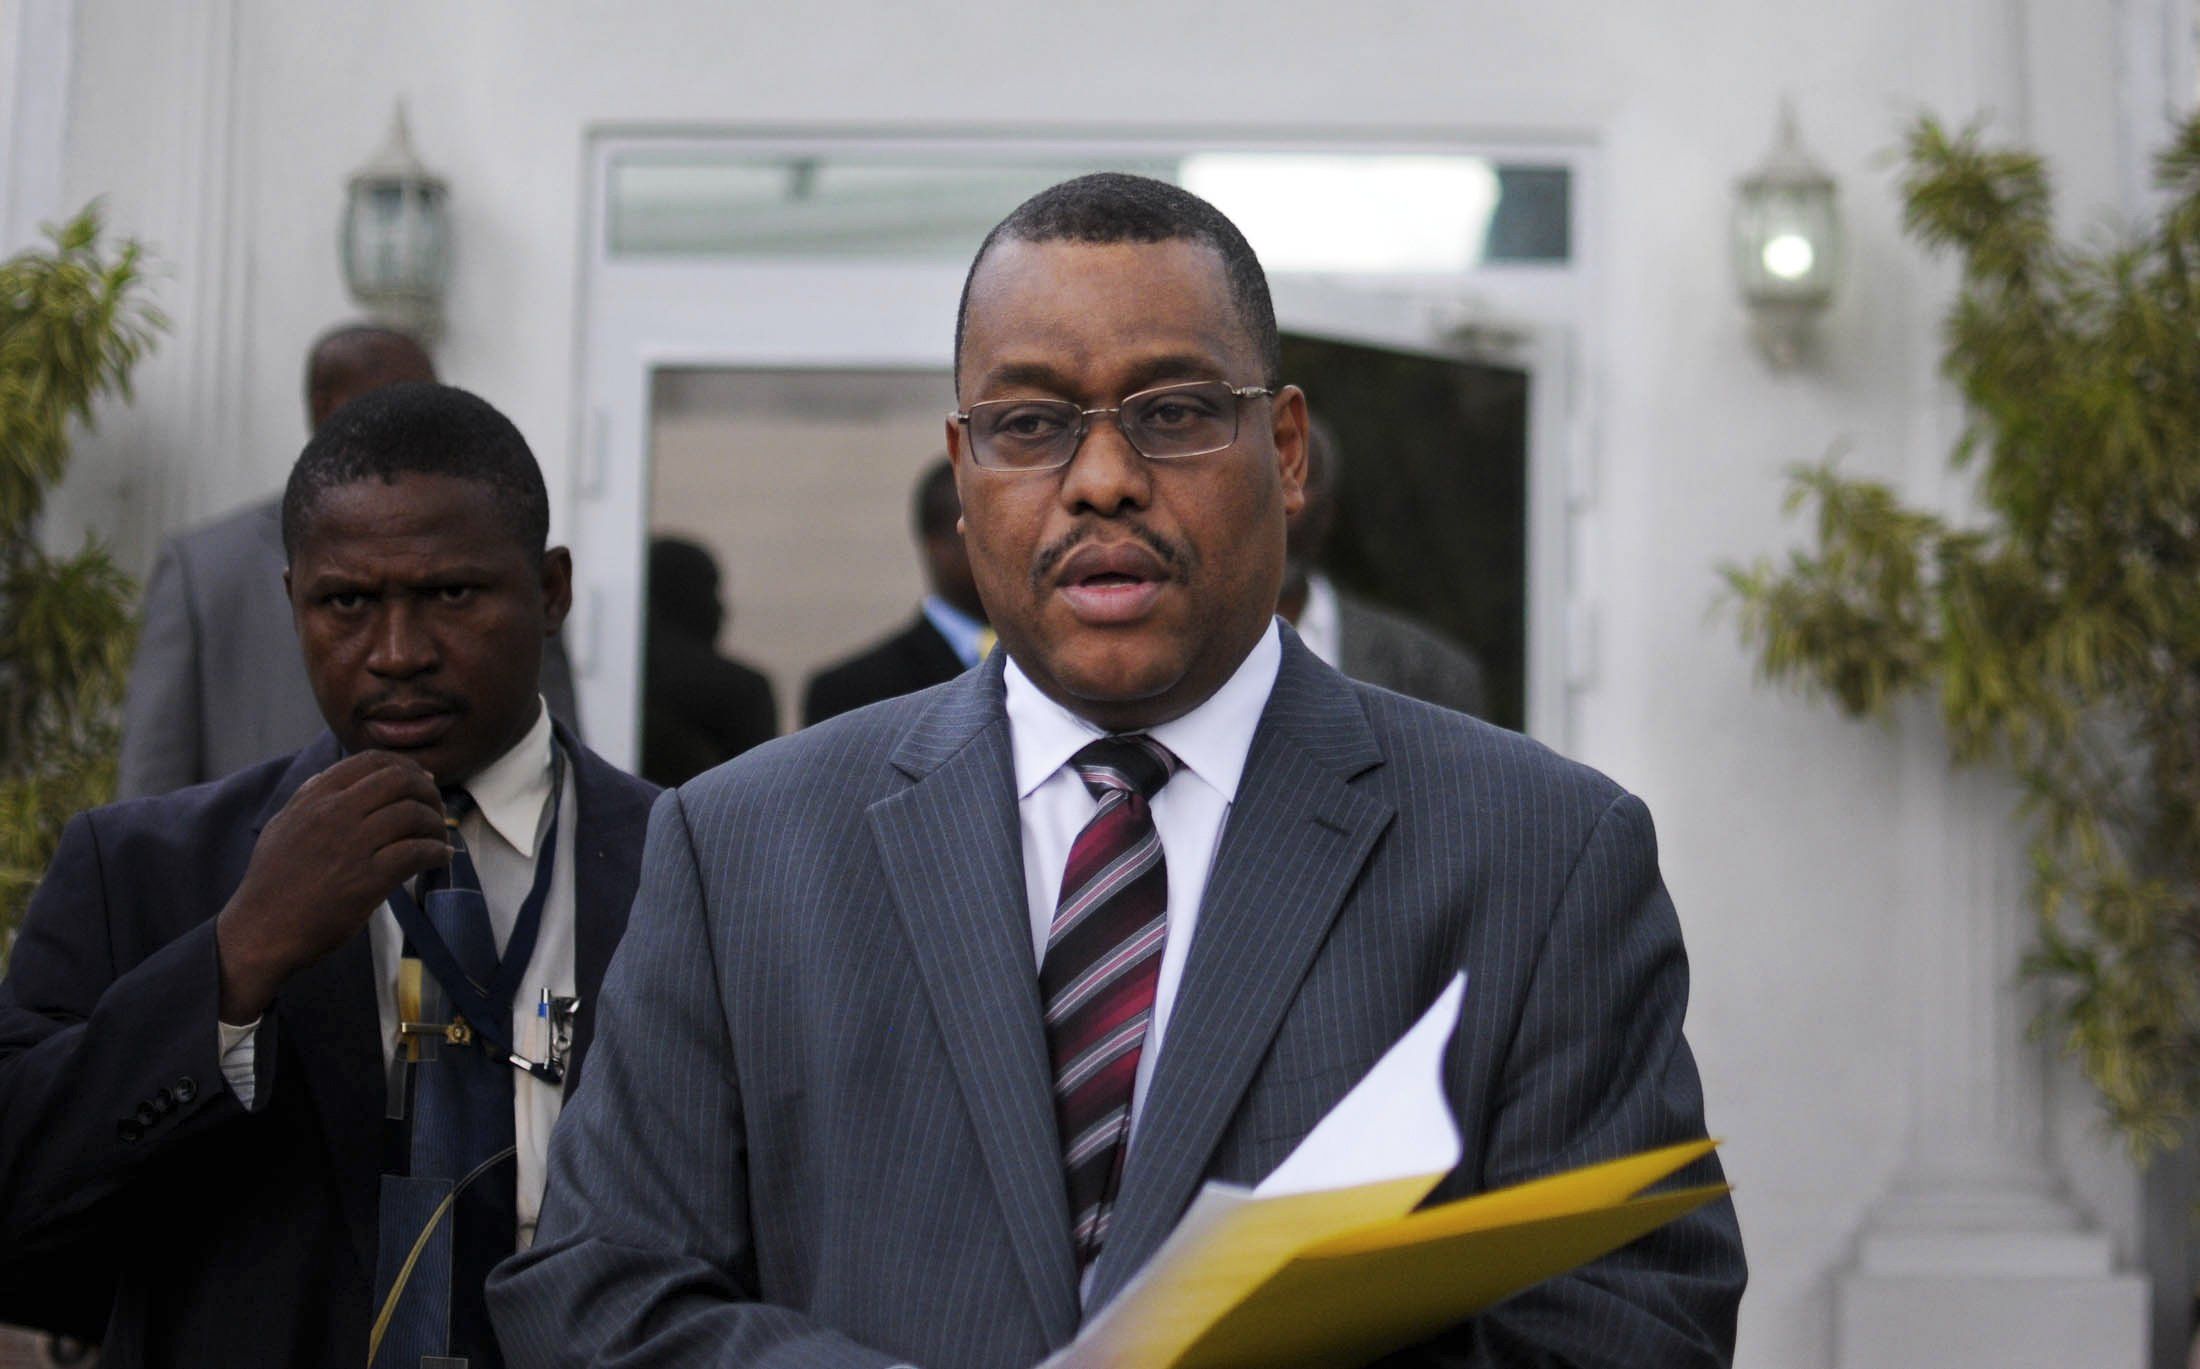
[952,380,1275,472]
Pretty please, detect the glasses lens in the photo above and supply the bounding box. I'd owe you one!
[969,399,1080,469]
[1122,382,1238,458]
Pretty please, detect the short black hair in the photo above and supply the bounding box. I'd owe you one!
[912,455,960,540]
[281,381,549,563]
[953,172,1280,396]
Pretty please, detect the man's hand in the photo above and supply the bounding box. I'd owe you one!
[214,751,451,1023]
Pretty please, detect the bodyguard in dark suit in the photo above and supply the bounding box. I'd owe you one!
[494,175,1742,1366]
[801,456,990,725]
[117,324,579,798]
[0,383,656,1366]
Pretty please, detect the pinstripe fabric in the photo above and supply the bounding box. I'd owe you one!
[490,626,1746,1369]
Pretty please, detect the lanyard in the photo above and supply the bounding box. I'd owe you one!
[384,745,566,1082]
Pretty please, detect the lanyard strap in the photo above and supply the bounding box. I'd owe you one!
[383,745,565,1063]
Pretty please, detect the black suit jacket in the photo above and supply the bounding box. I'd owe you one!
[0,726,656,1367]
[800,611,966,726]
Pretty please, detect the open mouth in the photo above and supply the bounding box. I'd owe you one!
[1055,543,1168,624]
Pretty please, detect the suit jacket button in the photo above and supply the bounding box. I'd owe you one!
[174,1075,198,1103]
[153,1087,174,1112]
[117,1120,141,1143]
[133,1104,157,1129]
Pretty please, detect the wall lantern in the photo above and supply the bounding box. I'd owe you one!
[1732,101,1839,367]
[341,103,448,342]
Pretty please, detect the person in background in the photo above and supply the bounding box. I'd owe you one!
[1278,413,1488,717]
[801,455,990,725]
[118,322,580,798]
[491,171,1740,1368]
[0,383,656,1367]
[641,536,777,786]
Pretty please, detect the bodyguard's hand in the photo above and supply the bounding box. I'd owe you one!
[214,751,451,1023]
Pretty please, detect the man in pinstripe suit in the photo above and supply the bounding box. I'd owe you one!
[493,174,1744,1367]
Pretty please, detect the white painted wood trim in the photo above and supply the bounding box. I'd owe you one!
[0,0,76,253]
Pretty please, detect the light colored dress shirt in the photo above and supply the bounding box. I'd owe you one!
[921,593,991,669]
[1294,572,1342,669]
[1003,619,1282,1133]
[218,699,579,1248]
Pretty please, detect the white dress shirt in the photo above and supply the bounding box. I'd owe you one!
[1003,619,1282,1134]
[218,699,579,1248]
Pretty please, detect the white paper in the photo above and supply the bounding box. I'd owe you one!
[1038,973,1468,1369]
[1255,971,1467,1196]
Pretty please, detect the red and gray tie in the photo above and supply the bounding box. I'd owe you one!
[1041,733,1180,1270]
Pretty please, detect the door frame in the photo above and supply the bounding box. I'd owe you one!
[571,128,1605,765]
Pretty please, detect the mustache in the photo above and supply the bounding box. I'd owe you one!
[1029,521,1193,595]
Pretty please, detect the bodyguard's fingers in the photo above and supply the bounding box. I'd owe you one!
[358,799,450,854]
[373,837,457,888]
[340,755,442,812]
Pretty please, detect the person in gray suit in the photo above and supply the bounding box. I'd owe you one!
[1279,413,1488,718]
[492,174,1743,1366]
[118,324,577,797]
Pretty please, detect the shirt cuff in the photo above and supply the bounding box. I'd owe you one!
[218,1016,261,1108]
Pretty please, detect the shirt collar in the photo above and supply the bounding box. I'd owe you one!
[921,594,991,669]
[458,697,556,857]
[1003,618,1282,804]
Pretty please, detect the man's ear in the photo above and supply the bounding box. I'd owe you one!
[944,416,971,536]
[540,546,575,634]
[1272,385,1310,522]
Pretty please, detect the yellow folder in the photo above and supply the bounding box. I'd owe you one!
[1048,1139,1726,1369]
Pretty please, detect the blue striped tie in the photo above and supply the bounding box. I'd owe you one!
[372,790,516,1369]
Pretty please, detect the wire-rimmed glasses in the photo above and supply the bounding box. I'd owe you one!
[953,380,1275,472]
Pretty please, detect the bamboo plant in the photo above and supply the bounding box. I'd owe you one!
[0,207,161,961]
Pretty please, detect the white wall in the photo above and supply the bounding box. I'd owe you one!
[52,2,2144,1365]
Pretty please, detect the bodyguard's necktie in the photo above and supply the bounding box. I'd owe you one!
[372,789,518,1369]
[1040,734,1180,1271]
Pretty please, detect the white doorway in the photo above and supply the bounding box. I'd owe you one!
[571,135,1600,766]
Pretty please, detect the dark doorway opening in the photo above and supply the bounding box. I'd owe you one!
[1281,334,1530,731]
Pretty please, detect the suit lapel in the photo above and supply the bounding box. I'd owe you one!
[866,661,1083,1347]
[258,734,386,1284]
[560,732,655,1095]
[1087,638,1394,1310]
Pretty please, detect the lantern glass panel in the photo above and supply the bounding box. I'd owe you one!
[344,181,447,298]
[1732,181,1836,302]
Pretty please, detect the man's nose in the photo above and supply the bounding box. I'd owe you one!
[1058,411,1153,516]
[366,601,437,677]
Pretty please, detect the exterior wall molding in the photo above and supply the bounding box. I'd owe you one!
[1833,4,2153,1365]
[0,0,76,253]
[48,0,259,573]
[2114,0,2196,216]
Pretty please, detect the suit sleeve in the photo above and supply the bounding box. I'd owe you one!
[487,791,913,1369]
[0,812,254,1266]
[117,539,205,798]
[1399,792,1745,1368]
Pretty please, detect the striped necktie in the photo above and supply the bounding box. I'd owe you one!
[1040,734,1180,1271]
[372,789,516,1369]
